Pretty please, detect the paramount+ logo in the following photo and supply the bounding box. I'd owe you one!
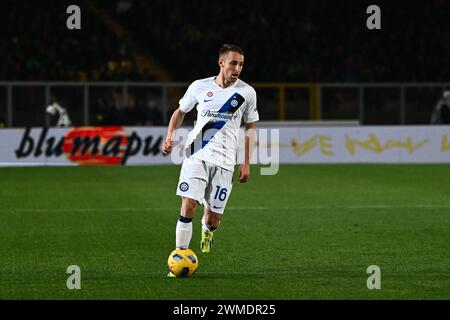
[14,127,163,165]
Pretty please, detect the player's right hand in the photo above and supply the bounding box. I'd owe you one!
[162,138,173,155]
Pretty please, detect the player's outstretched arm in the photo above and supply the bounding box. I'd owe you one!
[238,122,257,182]
[162,107,186,155]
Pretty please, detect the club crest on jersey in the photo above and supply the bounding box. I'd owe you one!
[207,91,213,97]
[179,182,189,192]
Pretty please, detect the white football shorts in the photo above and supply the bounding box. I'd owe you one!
[176,157,234,214]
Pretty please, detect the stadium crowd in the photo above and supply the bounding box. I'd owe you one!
[2,1,450,83]
[0,1,149,81]
[2,1,450,126]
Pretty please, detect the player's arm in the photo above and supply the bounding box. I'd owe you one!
[162,107,186,155]
[238,122,257,183]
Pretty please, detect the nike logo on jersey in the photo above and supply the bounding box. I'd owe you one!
[212,205,223,209]
[204,99,214,102]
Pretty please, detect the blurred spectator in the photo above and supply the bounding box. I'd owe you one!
[46,97,72,127]
[143,97,162,126]
[122,96,143,125]
[431,91,450,124]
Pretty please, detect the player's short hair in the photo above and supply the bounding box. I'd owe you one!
[219,44,244,58]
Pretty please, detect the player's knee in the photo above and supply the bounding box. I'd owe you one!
[181,198,197,216]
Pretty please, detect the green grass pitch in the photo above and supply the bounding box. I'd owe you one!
[0,164,449,299]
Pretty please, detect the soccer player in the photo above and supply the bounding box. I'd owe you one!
[162,44,259,275]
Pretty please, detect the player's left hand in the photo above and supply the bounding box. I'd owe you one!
[238,164,250,183]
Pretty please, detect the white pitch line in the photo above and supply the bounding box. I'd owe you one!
[1,204,450,213]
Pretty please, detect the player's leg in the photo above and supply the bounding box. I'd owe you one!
[169,159,207,277]
[200,208,221,253]
[202,208,222,231]
[169,197,198,277]
[174,158,208,250]
[200,165,233,253]
[175,197,197,250]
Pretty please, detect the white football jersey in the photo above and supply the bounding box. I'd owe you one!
[179,76,259,171]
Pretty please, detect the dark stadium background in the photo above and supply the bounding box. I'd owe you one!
[2,0,450,127]
[0,0,449,308]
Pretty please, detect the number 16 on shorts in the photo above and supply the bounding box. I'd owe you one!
[210,186,230,213]
[214,187,228,201]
